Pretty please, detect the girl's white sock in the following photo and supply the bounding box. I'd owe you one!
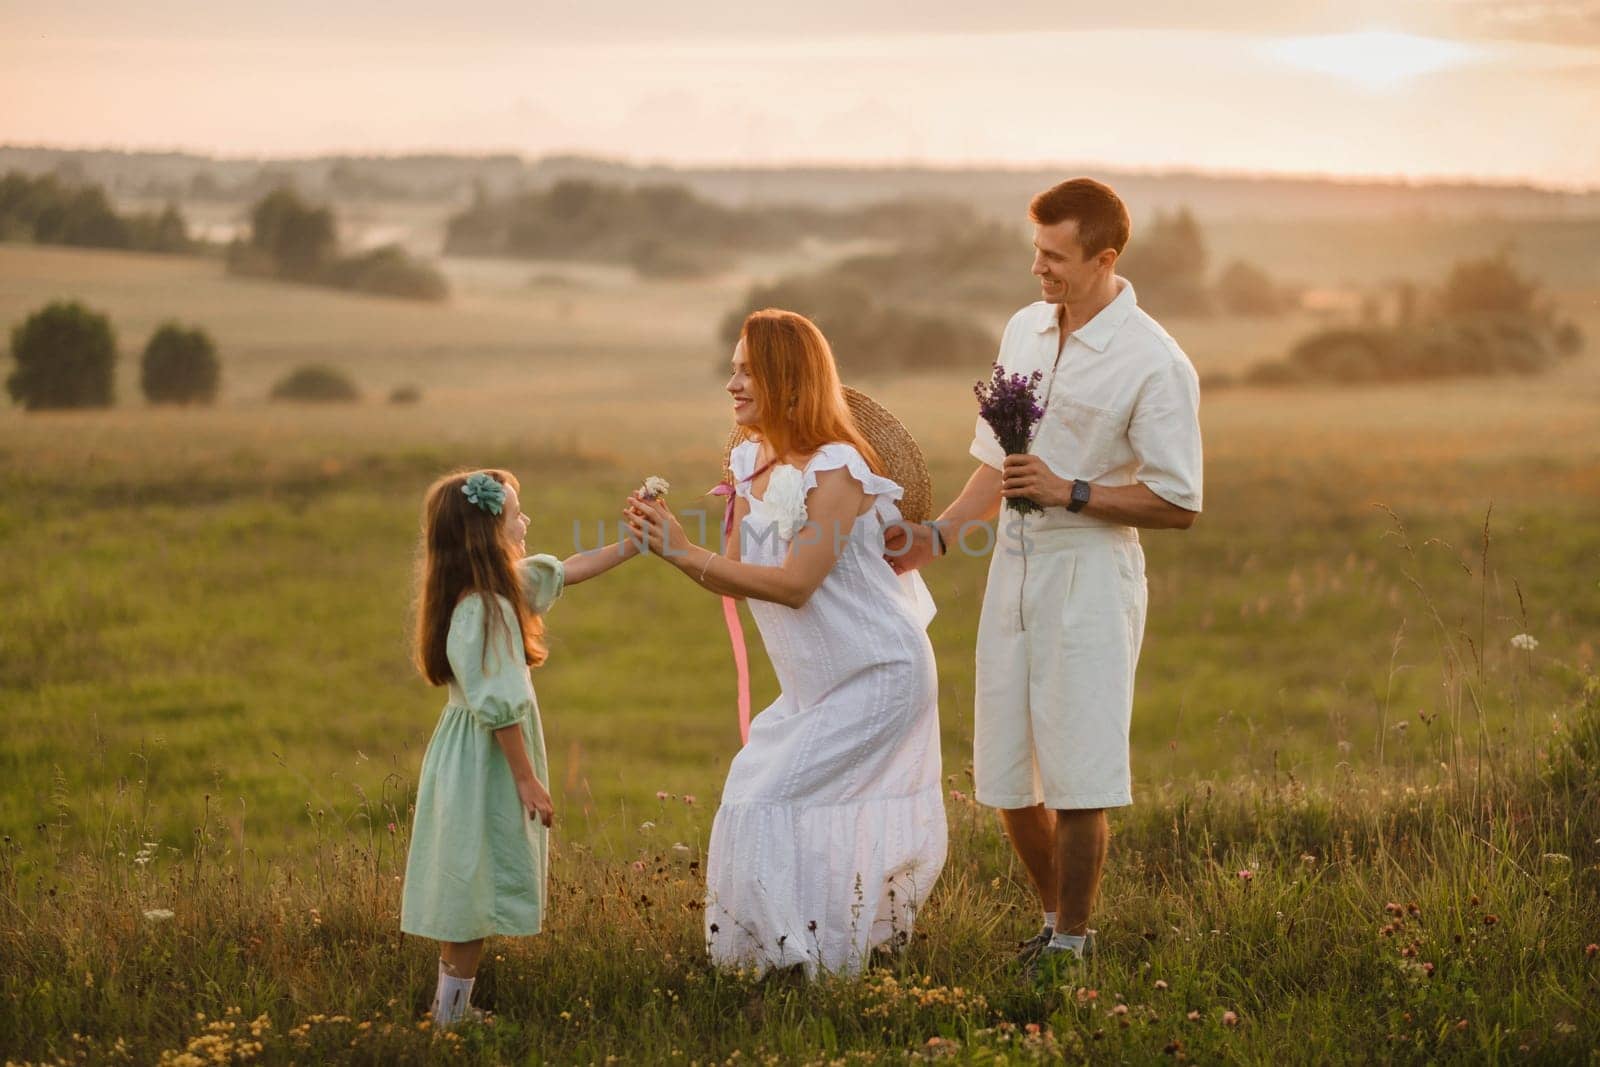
[1042,910,1057,932]
[431,959,476,1025]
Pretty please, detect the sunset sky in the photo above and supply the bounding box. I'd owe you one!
[4,1,1599,186]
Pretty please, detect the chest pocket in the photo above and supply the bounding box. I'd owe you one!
[1033,393,1127,475]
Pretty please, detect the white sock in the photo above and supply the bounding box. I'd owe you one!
[430,959,475,1025]
[1047,932,1088,958]
[1042,911,1057,932]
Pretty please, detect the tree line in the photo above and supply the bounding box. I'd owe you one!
[0,172,190,253]
[226,187,448,302]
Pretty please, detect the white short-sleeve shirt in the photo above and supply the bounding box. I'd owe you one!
[970,279,1203,527]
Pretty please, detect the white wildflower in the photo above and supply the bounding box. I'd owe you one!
[639,820,656,832]
[1510,633,1538,652]
[143,908,174,922]
[671,842,690,853]
[640,475,671,500]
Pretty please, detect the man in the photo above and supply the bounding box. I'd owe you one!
[888,177,1202,970]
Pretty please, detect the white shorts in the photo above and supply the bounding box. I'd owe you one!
[973,521,1147,810]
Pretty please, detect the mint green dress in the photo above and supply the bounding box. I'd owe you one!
[401,554,564,942]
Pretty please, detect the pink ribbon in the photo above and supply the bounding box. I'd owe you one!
[709,481,752,745]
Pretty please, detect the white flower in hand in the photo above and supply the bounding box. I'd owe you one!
[763,465,808,540]
[639,475,670,500]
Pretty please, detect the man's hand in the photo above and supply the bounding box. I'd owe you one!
[1002,454,1072,509]
[885,521,939,575]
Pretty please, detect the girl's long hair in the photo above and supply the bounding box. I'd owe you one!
[735,309,886,475]
[413,468,546,687]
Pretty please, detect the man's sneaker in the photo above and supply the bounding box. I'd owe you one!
[1025,929,1098,981]
[1015,925,1055,966]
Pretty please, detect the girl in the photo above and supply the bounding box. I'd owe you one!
[402,468,636,1024]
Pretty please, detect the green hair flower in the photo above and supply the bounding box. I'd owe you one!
[462,472,506,516]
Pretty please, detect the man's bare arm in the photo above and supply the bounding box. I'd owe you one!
[1000,455,1197,530]
[886,463,1003,573]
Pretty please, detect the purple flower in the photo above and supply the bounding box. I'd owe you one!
[974,366,1046,514]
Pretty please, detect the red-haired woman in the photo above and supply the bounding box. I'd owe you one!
[625,310,946,978]
[404,469,636,1023]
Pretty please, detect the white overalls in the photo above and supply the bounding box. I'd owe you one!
[969,280,1203,810]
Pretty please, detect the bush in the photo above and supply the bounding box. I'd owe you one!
[629,239,720,279]
[140,323,220,405]
[269,365,359,403]
[825,223,1035,313]
[6,301,116,410]
[719,277,996,378]
[230,189,448,301]
[1216,259,1289,317]
[1554,320,1585,357]
[1438,252,1537,317]
[319,245,449,301]
[1244,250,1583,386]
[1251,313,1569,386]
[1287,327,1407,382]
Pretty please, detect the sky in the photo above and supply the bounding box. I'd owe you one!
[3,1,1599,187]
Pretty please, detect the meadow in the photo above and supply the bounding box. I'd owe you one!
[1,238,1598,1063]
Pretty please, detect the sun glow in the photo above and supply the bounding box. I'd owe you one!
[1262,30,1485,92]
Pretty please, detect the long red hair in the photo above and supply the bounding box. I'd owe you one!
[413,468,547,686]
[735,309,885,474]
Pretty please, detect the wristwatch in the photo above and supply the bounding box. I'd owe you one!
[1066,479,1092,513]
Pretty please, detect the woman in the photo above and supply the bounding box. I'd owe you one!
[624,309,946,977]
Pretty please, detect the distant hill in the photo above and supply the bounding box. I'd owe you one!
[3,145,1597,222]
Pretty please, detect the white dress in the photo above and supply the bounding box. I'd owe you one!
[705,440,948,977]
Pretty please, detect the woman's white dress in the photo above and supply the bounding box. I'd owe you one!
[706,440,947,976]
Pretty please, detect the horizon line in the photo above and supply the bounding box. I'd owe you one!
[5,140,1597,198]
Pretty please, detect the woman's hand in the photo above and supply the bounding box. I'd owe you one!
[623,493,692,560]
[516,775,555,828]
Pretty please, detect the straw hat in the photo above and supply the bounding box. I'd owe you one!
[721,386,933,524]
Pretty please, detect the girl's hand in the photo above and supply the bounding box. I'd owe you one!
[623,494,691,560]
[516,775,555,828]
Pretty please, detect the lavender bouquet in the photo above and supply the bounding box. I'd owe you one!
[974,366,1046,514]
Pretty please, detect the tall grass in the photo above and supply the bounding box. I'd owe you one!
[3,539,1597,1065]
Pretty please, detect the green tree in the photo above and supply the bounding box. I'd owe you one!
[248,187,336,278]
[141,323,220,405]
[6,301,117,410]
[1117,207,1212,316]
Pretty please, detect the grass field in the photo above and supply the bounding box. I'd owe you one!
[2,240,1598,1062]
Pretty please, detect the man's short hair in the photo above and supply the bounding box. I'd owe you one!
[1028,178,1132,258]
